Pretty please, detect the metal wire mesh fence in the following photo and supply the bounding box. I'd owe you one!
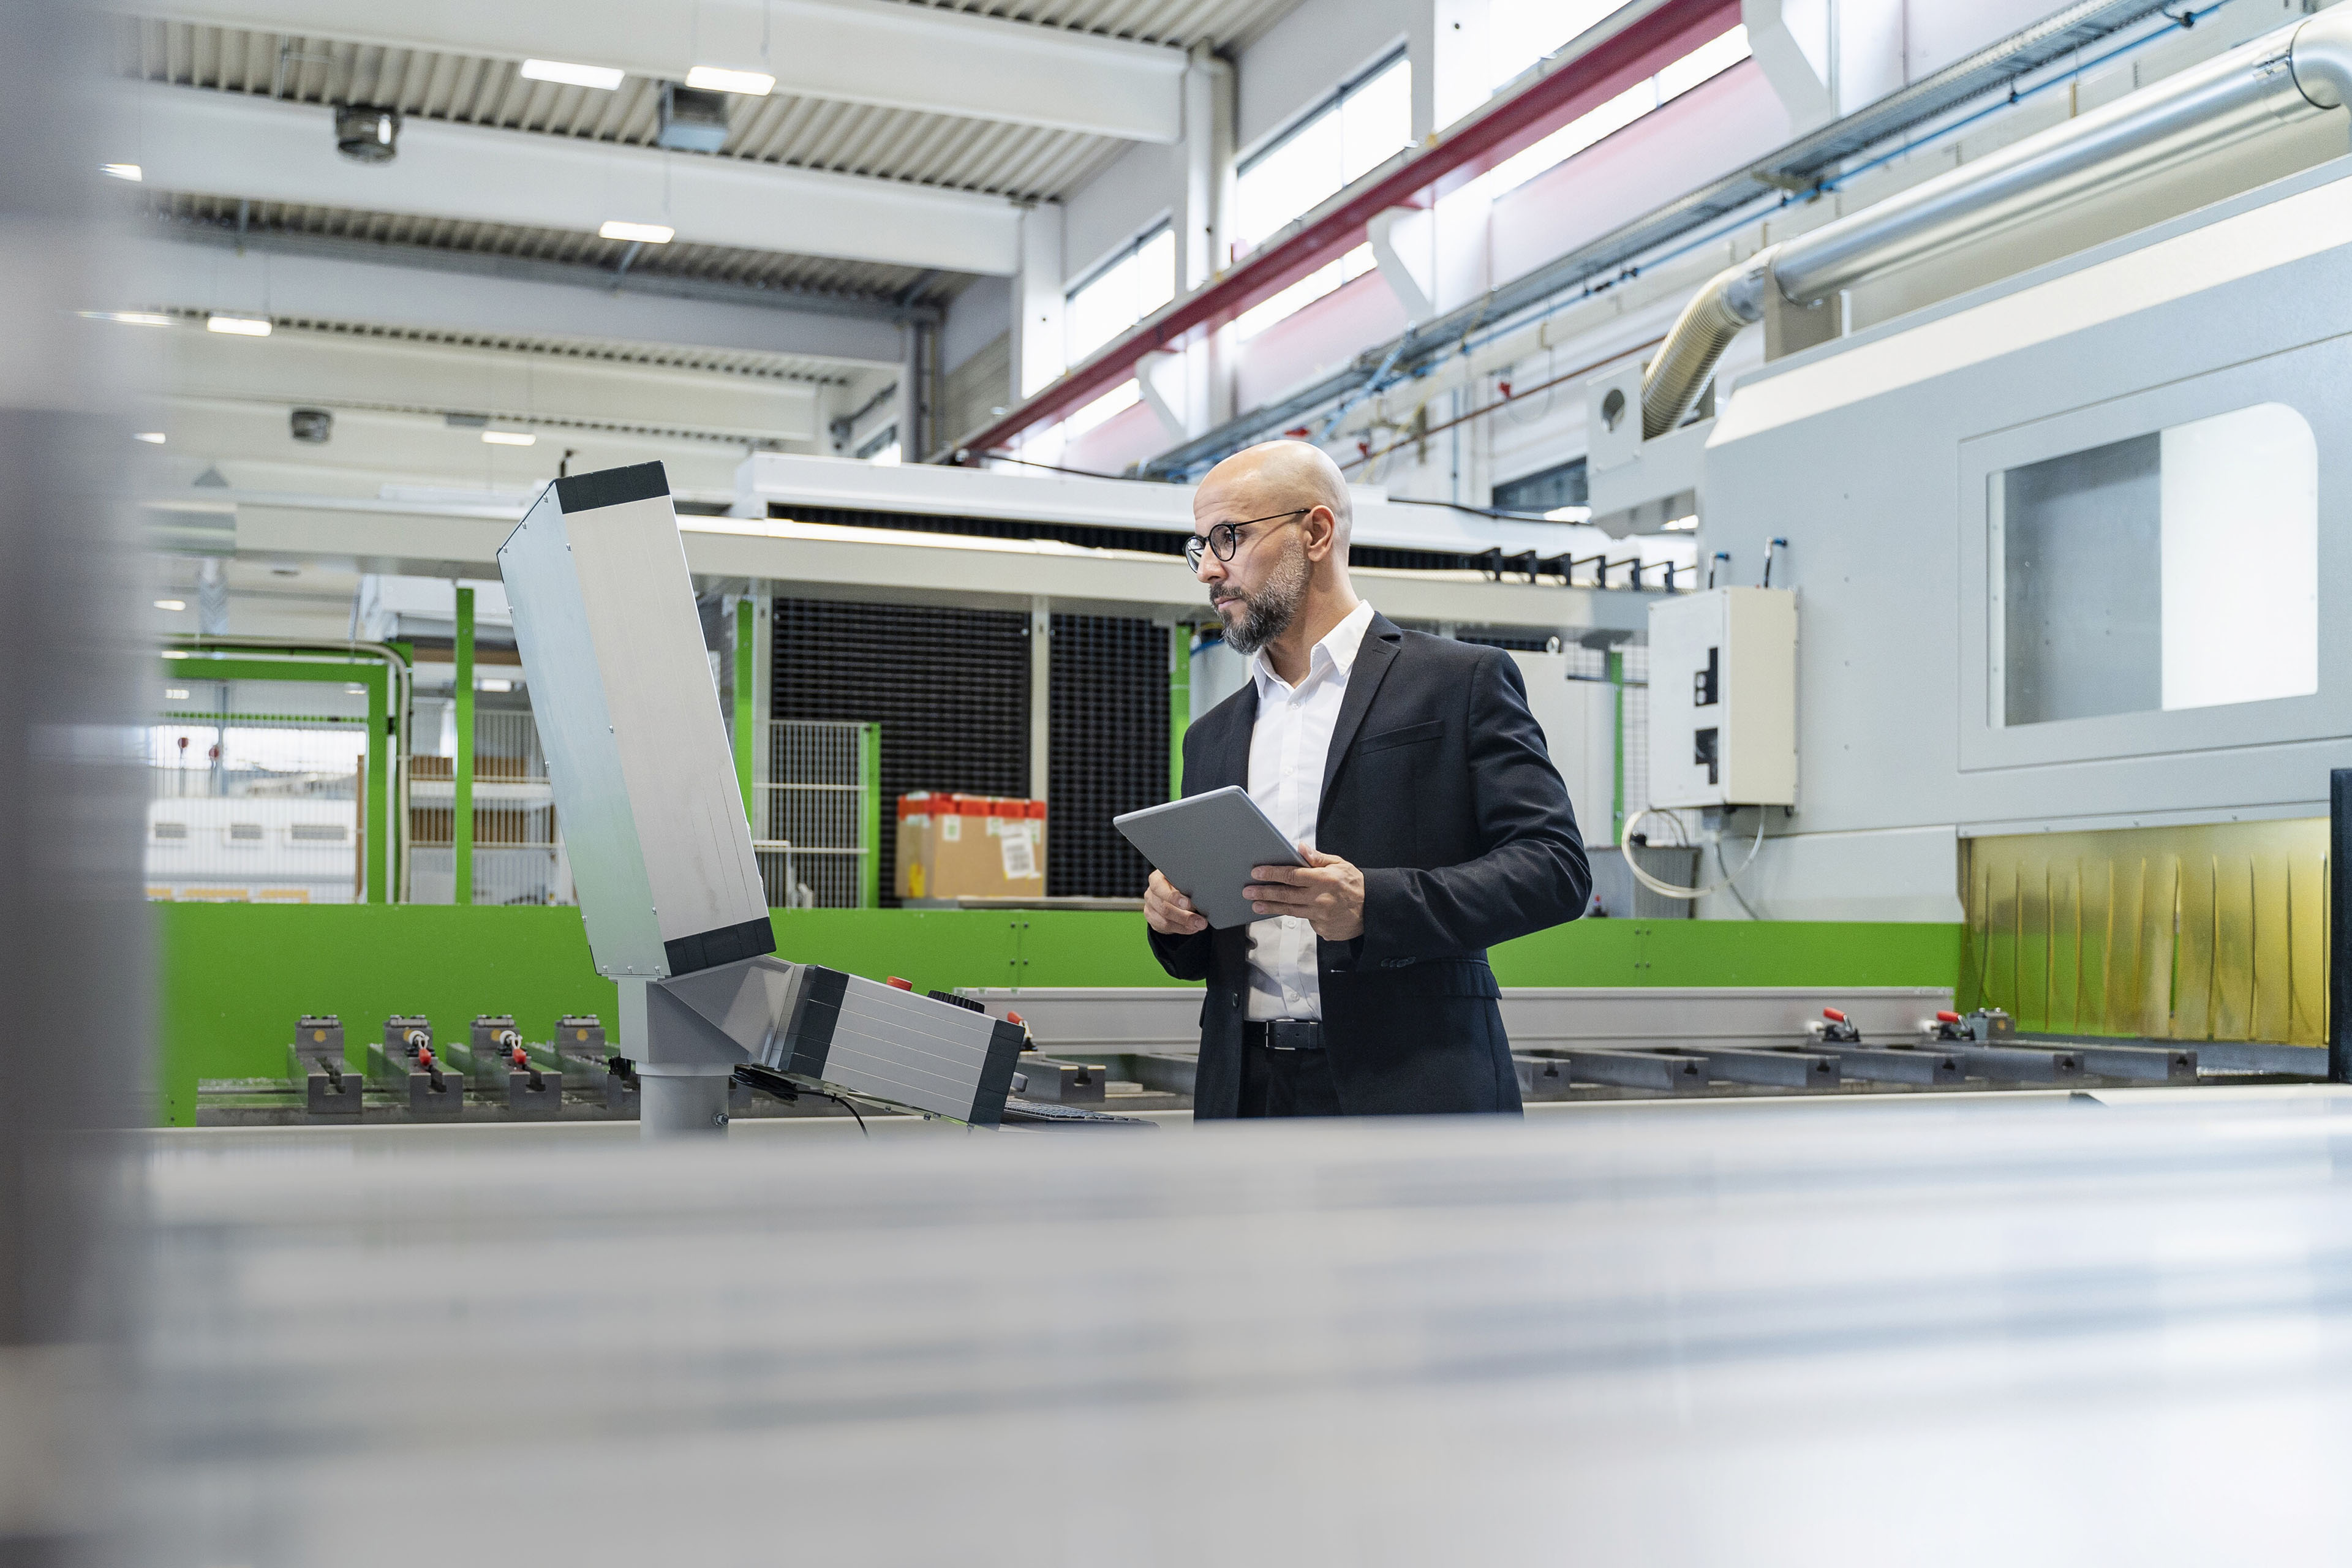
[758,720,870,908]
[410,708,571,905]
[146,715,364,903]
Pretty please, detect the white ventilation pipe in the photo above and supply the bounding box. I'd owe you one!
[1642,9,2352,439]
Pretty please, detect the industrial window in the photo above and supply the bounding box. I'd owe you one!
[1477,26,1751,199]
[1066,224,1176,363]
[1232,244,1376,342]
[1049,614,1169,898]
[771,598,1030,906]
[1485,1,1633,92]
[1234,50,1412,260]
[1992,402,2318,727]
[1493,458,1589,517]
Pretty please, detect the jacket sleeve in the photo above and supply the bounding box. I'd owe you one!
[1146,723,1215,981]
[1352,649,1591,964]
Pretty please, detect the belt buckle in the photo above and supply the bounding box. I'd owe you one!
[1268,1019,1319,1052]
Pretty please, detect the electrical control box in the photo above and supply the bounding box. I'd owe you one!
[1646,587,1796,810]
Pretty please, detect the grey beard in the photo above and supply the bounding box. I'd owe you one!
[1215,542,1310,656]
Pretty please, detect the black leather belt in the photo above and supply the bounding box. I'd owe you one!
[1245,1019,1325,1052]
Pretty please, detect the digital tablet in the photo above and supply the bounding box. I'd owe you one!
[1114,786,1307,930]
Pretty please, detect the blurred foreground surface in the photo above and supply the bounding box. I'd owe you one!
[138,1092,2352,1566]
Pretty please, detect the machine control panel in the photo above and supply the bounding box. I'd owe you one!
[1647,586,1796,810]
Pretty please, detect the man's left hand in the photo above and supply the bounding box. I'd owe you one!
[1245,846,1365,941]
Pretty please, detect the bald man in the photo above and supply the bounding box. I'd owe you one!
[1144,441,1591,1117]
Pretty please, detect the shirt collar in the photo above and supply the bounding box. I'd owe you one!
[1250,600,1376,697]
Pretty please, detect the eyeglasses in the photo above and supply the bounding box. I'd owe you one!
[1185,508,1309,571]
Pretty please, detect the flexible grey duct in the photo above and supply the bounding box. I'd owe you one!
[1640,9,2352,439]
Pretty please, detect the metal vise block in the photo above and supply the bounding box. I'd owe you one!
[1012,1054,1107,1103]
[505,1067,564,1120]
[304,1059,361,1118]
[1564,1049,1711,1095]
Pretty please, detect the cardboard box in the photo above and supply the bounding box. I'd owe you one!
[897,794,1047,900]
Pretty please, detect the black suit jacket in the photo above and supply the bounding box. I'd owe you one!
[1149,612,1590,1117]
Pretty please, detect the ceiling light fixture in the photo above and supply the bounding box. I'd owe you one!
[521,58,625,90]
[160,649,190,659]
[102,162,141,181]
[81,311,172,327]
[479,678,513,693]
[155,598,186,611]
[1662,514,1699,532]
[597,219,674,244]
[206,314,271,337]
[481,430,537,447]
[134,432,166,445]
[165,687,190,701]
[685,66,774,96]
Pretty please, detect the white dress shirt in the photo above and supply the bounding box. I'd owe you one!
[1243,599,1376,1021]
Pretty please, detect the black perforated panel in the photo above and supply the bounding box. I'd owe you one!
[770,598,1029,907]
[1049,614,1169,899]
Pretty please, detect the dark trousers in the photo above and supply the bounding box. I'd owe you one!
[1237,1041,1343,1118]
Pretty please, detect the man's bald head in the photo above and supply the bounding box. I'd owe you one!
[1199,440,1352,545]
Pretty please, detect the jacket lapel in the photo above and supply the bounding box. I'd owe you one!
[1317,613,1403,818]
[1202,681,1256,794]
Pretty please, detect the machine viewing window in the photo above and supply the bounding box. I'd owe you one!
[1992,402,2316,727]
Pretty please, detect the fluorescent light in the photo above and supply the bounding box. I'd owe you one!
[160,649,190,659]
[481,430,537,447]
[102,162,141,181]
[81,311,173,327]
[598,219,674,244]
[135,431,166,445]
[685,65,774,95]
[520,58,625,90]
[345,684,368,695]
[154,598,186,611]
[479,677,513,693]
[1662,514,1699,532]
[165,687,190,700]
[1544,505,1593,524]
[206,314,271,337]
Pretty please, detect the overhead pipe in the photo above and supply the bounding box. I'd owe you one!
[1641,9,2352,439]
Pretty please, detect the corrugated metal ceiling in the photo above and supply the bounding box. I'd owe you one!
[116,2,1297,317]
[117,0,1296,202]
[145,191,956,304]
[149,304,864,386]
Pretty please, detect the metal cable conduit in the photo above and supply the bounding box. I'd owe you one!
[1639,7,2352,439]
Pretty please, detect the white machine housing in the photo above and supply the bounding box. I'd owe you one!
[1646,587,1797,810]
[499,463,773,979]
[499,461,1025,1128]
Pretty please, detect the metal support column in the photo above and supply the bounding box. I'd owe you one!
[1607,647,1626,846]
[619,978,732,1139]
[860,722,881,910]
[2331,769,2351,1082]
[1029,597,1050,802]
[453,586,474,906]
[1169,624,1190,800]
[733,598,756,827]
[366,666,388,903]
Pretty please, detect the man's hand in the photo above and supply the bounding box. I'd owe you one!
[1145,869,1208,936]
[1245,847,1366,941]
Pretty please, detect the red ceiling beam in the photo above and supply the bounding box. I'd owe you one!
[954,0,1743,461]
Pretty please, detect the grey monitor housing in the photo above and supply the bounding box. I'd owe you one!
[498,462,1022,1131]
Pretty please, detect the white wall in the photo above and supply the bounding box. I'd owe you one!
[1236,0,1423,156]
[942,276,1011,376]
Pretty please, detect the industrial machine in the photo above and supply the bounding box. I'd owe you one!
[499,462,1026,1136]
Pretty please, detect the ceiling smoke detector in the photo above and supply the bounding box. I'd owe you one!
[290,408,334,444]
[336,104,401,164]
